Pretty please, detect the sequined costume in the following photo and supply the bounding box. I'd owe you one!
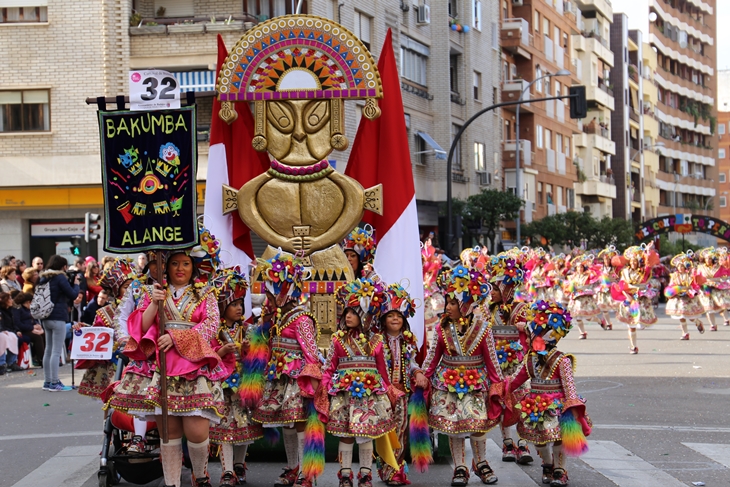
[76,304,118,400]
[615,266,658,327]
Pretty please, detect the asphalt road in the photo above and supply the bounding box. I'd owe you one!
[1,304,729,487]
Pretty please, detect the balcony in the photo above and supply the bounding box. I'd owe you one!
[547,149,556,172]
[557,152,567,175]
[574,0,613,22]
[548,203,557,216]
[574,130,616,155]
[502,79,532,112]
[501,18,533,59]
[587,80,615,110]
[629,108,640,124]
[575,178,617,199]
[503,140,533,167]
[585,34,614,66]
[129,14,258,36]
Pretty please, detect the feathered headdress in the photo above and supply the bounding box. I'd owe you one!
[97,258,140,297]
[526,300,573,354]
[335,277,387,330]
[211,266,249,310]
[256,251,307,301]
[341,225,377,266]
[670,250,695,270]
[439,264,491,316]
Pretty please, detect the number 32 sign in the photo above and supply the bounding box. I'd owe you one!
[71,327,114,360]
[129,70,181,111]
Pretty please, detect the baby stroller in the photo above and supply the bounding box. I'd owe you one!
[98,357,163,487]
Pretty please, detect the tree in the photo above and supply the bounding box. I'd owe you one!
[523,213,635,251]
[588,216,635,250]
[459,189,523,253]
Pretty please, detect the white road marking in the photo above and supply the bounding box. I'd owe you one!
[580,440,686,487]
[11,445,98,487]
[592,423,730,433]
[0,431,100,441]
[682,442,730,469]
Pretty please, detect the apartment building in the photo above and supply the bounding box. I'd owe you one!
[0,0,503,259]
[642,42,661,219]
[718,110,730,223]
[500,0,582,239]
[609,18,645,223]
[571,0,617,219]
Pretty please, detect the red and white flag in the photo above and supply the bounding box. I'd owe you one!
[204,35,270,318]
[345,30,426,345]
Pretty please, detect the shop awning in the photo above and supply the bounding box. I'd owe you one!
[172,70,216,92]
[416,131,447,160]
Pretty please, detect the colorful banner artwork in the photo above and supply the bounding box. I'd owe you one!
[98,106,198,252]
[635,214,730,243]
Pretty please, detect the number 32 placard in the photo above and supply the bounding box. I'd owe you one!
[129,70,181,111]
[71,327,114,360]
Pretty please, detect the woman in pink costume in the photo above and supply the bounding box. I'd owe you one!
[563,255,601,340]
[595,247,621,330]
[422,263,504,486]
[695,247,730,331]
[665,252,705,340]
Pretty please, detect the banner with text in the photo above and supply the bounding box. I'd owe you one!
[98,106,198,252]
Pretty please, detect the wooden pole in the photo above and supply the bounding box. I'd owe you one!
[156,251,169,443]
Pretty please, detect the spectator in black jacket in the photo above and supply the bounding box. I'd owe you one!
[81,289,109,325]
[39,255,80,391]
[0,292,22,372]
[13,292,45,366]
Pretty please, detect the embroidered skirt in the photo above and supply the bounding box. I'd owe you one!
[428,388,497,436]
[145,372,225,423]
[327,390,396,439]
[253,376,307,426]
[209,389,264,444]
[569,295,601,318]
[666,295,704,318]
[617,297,657,327]
[78,362,116,400]
[699,289,730,312]
[107,364,155,414]
[596,290,618,312]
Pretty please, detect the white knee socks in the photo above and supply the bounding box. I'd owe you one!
[501,424,514,442]
[470,434,487,464]
[339,441,354,470]
[576,320,586,334]
[553,443,565,470]
[282,427,299,469]
[220,443,234,473]
[133,417,147,436]
[628,328,637,349]
[233,444,248,466]
[449,437,466,467]
[680,319,688,335]
[359,440,374,470]
[536,443,553,465]
[297,431,305,474]
[187,438,210,480]
[161,437,183,487]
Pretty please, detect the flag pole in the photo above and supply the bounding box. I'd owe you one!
[155,251,169,443]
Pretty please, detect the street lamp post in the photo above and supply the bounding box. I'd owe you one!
[515,69,570,246]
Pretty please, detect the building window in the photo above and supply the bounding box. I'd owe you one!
[415,134,427,165]
[721,196,727,208]
[474,142,485,172]
[720,148,726,159]
[0,6,48,23]
[400,37,429,87]
[537,182,543,205]
[720,172,727,184]
[448,0,458,18]
[493,87,498,114]
[0,90,50,132]
[473,71,481,100]
[354,11,372,51]
[534,11,539,33]
[537,125,543,148]
[545,128,552,150]
[719,123,726,135]
[452,124,462,169]
[474,0,482,31]
[450,55,460,94]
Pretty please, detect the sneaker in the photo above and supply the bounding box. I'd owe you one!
[501,439,516,462]
[127,435,146,454]
[194,477,213,487]
[41,381,51,390]
[47,381,73,392]
[338,469,354,487]
[541,464,554,484]
[724,320,729,326]
[450,466,469,487]
[294,476,312,487]
[710,324,718,332]
[233,463,247,484]
[357,468,373,487]
[472,460,498,485]
[0,365,6,376]
[8,363,23,372]
[578,332,587,340]
[550,468,569,486]
[680,333,690,340]
[220,471,236,487]
[600,318,608,330]
[515,439,534,465]
[629,347,639,354]
[275,466,299,487]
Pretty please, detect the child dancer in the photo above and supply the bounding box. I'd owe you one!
[342,226,377,279]
[508,300,592,486]
[252,252,323,487]
[376,282,429,485]
[695,247,730,331]
[596,247,621,330]
[665,252,705,340]
[422,264,504,485]
[322,278,403,487]
[563,255,600,340]
[210,268,264,486]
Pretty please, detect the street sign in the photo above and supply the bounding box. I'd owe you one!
[129,70,181,111]
[71,327,114,360]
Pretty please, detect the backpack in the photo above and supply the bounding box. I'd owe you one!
[30,280,54,320]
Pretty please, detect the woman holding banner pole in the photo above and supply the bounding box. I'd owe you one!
[133,248,227,487]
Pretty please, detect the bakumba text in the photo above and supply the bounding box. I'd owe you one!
[106,113,188,139]
[121,227,185,245]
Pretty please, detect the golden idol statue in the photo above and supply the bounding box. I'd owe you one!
[217,15,383,333]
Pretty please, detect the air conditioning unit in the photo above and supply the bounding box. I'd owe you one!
[512,0,524,6]
[417,4,430,24]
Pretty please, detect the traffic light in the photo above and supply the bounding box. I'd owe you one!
[70,237,82,256]
[569,85,587,119]
[84,212,101,242]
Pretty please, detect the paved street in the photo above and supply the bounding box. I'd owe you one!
[2,305,729,487]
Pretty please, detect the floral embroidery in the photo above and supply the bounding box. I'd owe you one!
[515,394,563,425]
[495,339,524,370]
[438,365,482,399]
